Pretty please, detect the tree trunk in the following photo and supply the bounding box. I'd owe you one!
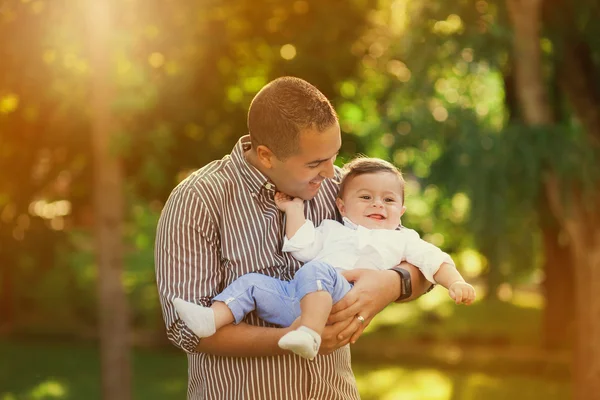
[555,27,600,400]
[540,203,574,349]
[481,242,502,302]
[88,2,131,400]
[503,55,574,348]
[506,0,553,126]
[546,179,600,399]
[508,0,600,397]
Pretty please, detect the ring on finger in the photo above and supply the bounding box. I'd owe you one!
[356,315,365,324]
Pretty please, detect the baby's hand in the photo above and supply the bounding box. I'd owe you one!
[274,192,304,213]
[449,281,476,305]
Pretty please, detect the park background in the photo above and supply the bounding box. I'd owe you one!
[1,0,599,399]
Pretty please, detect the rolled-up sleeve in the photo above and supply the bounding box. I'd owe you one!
[155,183,221,353]
[400,228,455,284]
[281,220,326,262]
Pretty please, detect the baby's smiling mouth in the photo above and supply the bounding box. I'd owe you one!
[367,213,385,220]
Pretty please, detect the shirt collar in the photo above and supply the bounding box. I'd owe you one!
[231,135,276,195]
[342,217,359,230]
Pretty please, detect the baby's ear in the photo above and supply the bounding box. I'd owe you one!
[335,198,346,215]
[400,205,407,217]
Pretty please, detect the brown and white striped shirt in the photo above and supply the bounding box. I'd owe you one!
[155,135,360,400]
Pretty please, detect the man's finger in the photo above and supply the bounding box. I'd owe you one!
[340,269,362,282]
[328,299,362,324]
[336,318,362,342]
[323,318,353,340]
[331,290,359,314]
[320,319,353,354]
[350,321,368,344]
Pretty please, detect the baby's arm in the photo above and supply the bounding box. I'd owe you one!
[274,192,306,239]
[433,263,475,305]
[401,229,475,305]
[275,192,328,262]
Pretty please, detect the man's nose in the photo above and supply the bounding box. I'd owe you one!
[320,158,335,179]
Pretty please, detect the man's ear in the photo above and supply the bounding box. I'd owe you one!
[335,197,346,216]
[256,145,275,169]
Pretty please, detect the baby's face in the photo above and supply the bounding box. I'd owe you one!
[336,172,406,230]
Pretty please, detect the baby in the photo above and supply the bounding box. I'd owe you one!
[174,157,475,359]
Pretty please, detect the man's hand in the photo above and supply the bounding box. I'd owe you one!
[327,269,401,344]
[318,317,355,355]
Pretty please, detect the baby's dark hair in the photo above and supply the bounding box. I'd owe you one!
[337,157,405,201]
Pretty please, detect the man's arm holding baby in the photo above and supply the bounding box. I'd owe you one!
[194,320,302,356]
[157,187,306,357]
[320,262,430,351]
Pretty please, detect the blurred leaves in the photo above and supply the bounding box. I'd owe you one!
[1,0,598,337]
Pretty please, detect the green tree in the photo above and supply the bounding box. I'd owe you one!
[347,0,598,396]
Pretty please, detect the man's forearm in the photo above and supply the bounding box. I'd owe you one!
[396,261,433,303]
[195,321,292,357]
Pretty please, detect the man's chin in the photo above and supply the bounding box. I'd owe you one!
[296,192,317,201]
[297,189,320,201]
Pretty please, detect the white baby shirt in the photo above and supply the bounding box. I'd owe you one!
[281,218,454,284]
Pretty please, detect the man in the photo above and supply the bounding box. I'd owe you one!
[155,76,431,399]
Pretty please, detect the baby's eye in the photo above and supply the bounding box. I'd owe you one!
[384,198,395,203]
[360,195,371,200]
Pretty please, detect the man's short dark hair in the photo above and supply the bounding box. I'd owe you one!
[338,157,405,202]
[247,77,338,159]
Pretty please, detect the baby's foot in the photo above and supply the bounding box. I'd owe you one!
[278,326,321,360]
[173,298,216,338]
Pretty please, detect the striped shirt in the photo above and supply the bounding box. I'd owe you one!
[155,135,360,400]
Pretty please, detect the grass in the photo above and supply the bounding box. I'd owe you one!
[1,337,569,400]
[367,286,544,346]
[1,292,568,399]
[1,339,186,400]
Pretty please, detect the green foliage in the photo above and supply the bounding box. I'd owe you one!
[2,0,599,340]
[1,0,377,334]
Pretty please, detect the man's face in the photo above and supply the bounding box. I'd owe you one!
[268,123,341,200]
[336,172,406,230]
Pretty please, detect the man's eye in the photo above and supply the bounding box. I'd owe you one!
[308,164,320,169]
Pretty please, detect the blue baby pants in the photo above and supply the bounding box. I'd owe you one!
[212,260,352,327]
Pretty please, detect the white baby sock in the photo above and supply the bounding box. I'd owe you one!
[278,326,322,360]
[173,298,217,338]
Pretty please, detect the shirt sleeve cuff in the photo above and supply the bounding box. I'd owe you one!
[167,320,201,354]
[425,253,455,284]
[282,220,316,252]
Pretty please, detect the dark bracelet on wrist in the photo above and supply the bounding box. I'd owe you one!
[390,267,412,301]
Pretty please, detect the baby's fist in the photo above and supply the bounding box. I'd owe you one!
[449,281,476,305]
[274,192,303,212]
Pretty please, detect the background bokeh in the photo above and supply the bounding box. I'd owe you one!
[2,0,599,399]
